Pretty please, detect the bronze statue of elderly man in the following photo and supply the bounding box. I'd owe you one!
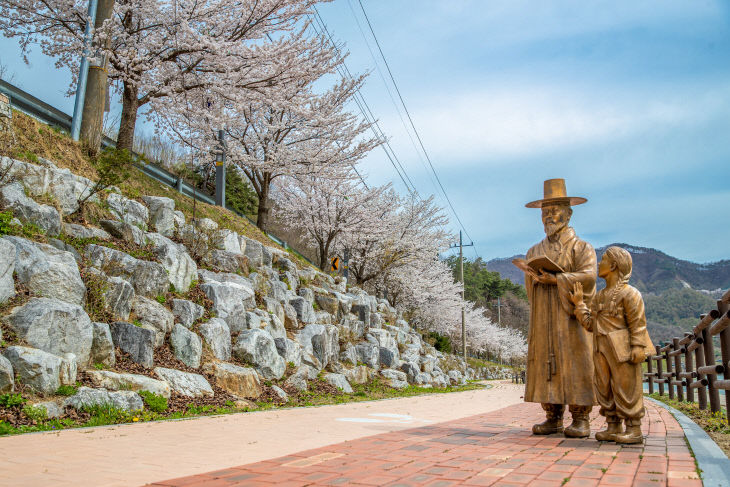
[513,179,597,437]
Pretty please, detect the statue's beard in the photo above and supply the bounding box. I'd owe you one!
[544,221,566,238]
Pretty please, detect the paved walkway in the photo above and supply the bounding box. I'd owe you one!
[0,382,524,487]
[147,400,700,487]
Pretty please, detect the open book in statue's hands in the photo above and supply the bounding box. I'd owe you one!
[512,255,564,275]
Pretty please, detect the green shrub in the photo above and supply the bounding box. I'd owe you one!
[0,210,12,236]
[139,391,168,413]
[75,147,135,210]
[22,405,48,422]
[0,393,26,408]
[55,385,78,396]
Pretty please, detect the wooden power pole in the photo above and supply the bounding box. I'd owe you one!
[450,231,473,372]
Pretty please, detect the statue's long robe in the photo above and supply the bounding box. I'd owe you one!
[524,227,596,406]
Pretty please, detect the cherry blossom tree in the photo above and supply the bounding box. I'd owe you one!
[0,0,331,150]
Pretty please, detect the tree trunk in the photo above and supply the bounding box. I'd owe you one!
[117,80,139,151]
[256,174,271,231]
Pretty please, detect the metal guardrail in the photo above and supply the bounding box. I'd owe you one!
[0,79,316,266]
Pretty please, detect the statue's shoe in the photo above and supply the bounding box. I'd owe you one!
[564,418,590,438]
[615,426,643,444]
[594,424,622,442]
[532,419,564,435]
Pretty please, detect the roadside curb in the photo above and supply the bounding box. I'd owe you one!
[646,396,730,487]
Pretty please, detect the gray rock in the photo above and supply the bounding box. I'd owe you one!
[282,302,299,330]
[202,362,262,398]
[86,269,134,320]
[261,246,272,268]
[110,321,155,368]
[0,355,14,393]
[47,237,82,263]
[169,324,202,368]
[263,297,285,325]
[172,210,185,228]
[62,223,111,241]
[198,318,231,361]
[448,370,464,385]
[379,347,398,368]
[284,373,308,392]
[301,350,323,371]
[3,346,62,394]
[351,303,370,328]
[400,362,420,383]
[415,372,432,385]
[215,229,242,254]
[3,236,85,306]
[106,193,148,229]
[196,217,218,232]
[288,296,315,325]
[145,232,197,292]
[263,314,286,341]
[274,337,302,367]
[339,343,357,366]
[323,373,353,393]
[203,249,247,273]
[59,353,78,386]
[420,355,438,374]
[100,219,147,246]
[0,238,15,303]
[200,280,254,332]
[90,322,116,367]
[85,370,171,398]
[85,244,169,297]
[142,196,176,237]
[380,369,408,389]
[154,367,213,398]
[344,365,371,385]
[140,324,164,349]
[64,387,144,412]
[267,278,288,302]
[7,297,93,364]
[0,182,61,235]
[233,329,286,380]
[297,287,314,304]
[131,296,174,334]
[198,269,253,288]
[355,343,379,369]
[33,401,62,418]
[274,256,297,273]
[294,324,339,370]
[296,364,319,380]
[271,385,288,402]
[171,299,204,328]
[314,294,338,316]
[241,236,263,267]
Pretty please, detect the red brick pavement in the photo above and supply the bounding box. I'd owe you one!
[145,400,701,487]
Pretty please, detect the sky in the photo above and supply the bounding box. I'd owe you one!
[1,0,729,263]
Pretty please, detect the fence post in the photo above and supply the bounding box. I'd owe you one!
[655,345,664,396]
[684,333,695,403]
[665,344,675,400]
[647,355,654,394]
[718,299,730,420]
[701,326,721,413]
[695,336,708,410]
[672,337,684,401]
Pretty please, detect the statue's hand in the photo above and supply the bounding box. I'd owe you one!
[535,269,558,285]
[569,282,584,306]
[630,346,645,364]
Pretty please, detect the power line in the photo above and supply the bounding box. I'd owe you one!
[355,0,478,250]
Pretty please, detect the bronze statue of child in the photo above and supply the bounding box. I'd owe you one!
[569,246,653,444]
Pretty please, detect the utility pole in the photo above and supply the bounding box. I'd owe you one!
[71,0,99,141]
[497,297,502,325]
[449,230,473,372]
[214,129,226,208]
[80,0,115,153]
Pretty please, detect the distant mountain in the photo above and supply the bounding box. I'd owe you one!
[487,243,730,295]
[486,243,730,343]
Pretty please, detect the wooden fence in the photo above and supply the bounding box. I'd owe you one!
[644,288,730,423]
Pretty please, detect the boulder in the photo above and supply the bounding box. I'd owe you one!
[202,362,262,398]
[0,238,15,303]
[284,373,307,392]
[6,297,93,364]
[241,236,263,267]
[146,233,197,292]
[267,278,288,302]
[355,343,380,369]
[198,318,231,361]
[296,364,319,380]
[110,321,156,368]
[420,355,438,374]
[263,315,286,341]
[171,299,204,328]
[288,296,315,325]
[195,217,218,232]
[142,196,176,237]
[47,238,82,263]
[271,385,288,402]
[169,324,202,368]
[314,294,338,316]
[154,367,213,398]
[301,350,323,371]
[0,355,14,393]
[294,324,339,370]
[62,223,111,240]
[339,343,357,366]
[297,287,314,304]
[400,362,420,383]
[100,219,146,246]
[3,346,63,395]
[233,329,286,380]
[323,373,353,393]
[86,269,134,320]
[282,302,299,330]
[4,236,85,306]
[59,353,78,386]
[344,365,371,385]
[198,269,253,288]
[380,369,408,389]
[34,401,62,418]
[379,347,398,369]
[86,370,171,398]
[90,322,116,367]
[274,337,302,367]
[263,297,285,324]
[85,244,168,298]
[202,249,247,273]
[106,193,148,229]
[415,372,432,385]
[200,281,254,332]
[215,229,242,254]
[64,387,143,412]
[448,370,464,385]
[0,182,61,235]
[132,296,173,333]
[350,303,371,328]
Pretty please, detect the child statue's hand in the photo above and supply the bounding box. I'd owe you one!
[630,346,645,364]
[569,282,584,306]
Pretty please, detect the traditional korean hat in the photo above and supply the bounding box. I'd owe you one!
[525,178,587,208]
